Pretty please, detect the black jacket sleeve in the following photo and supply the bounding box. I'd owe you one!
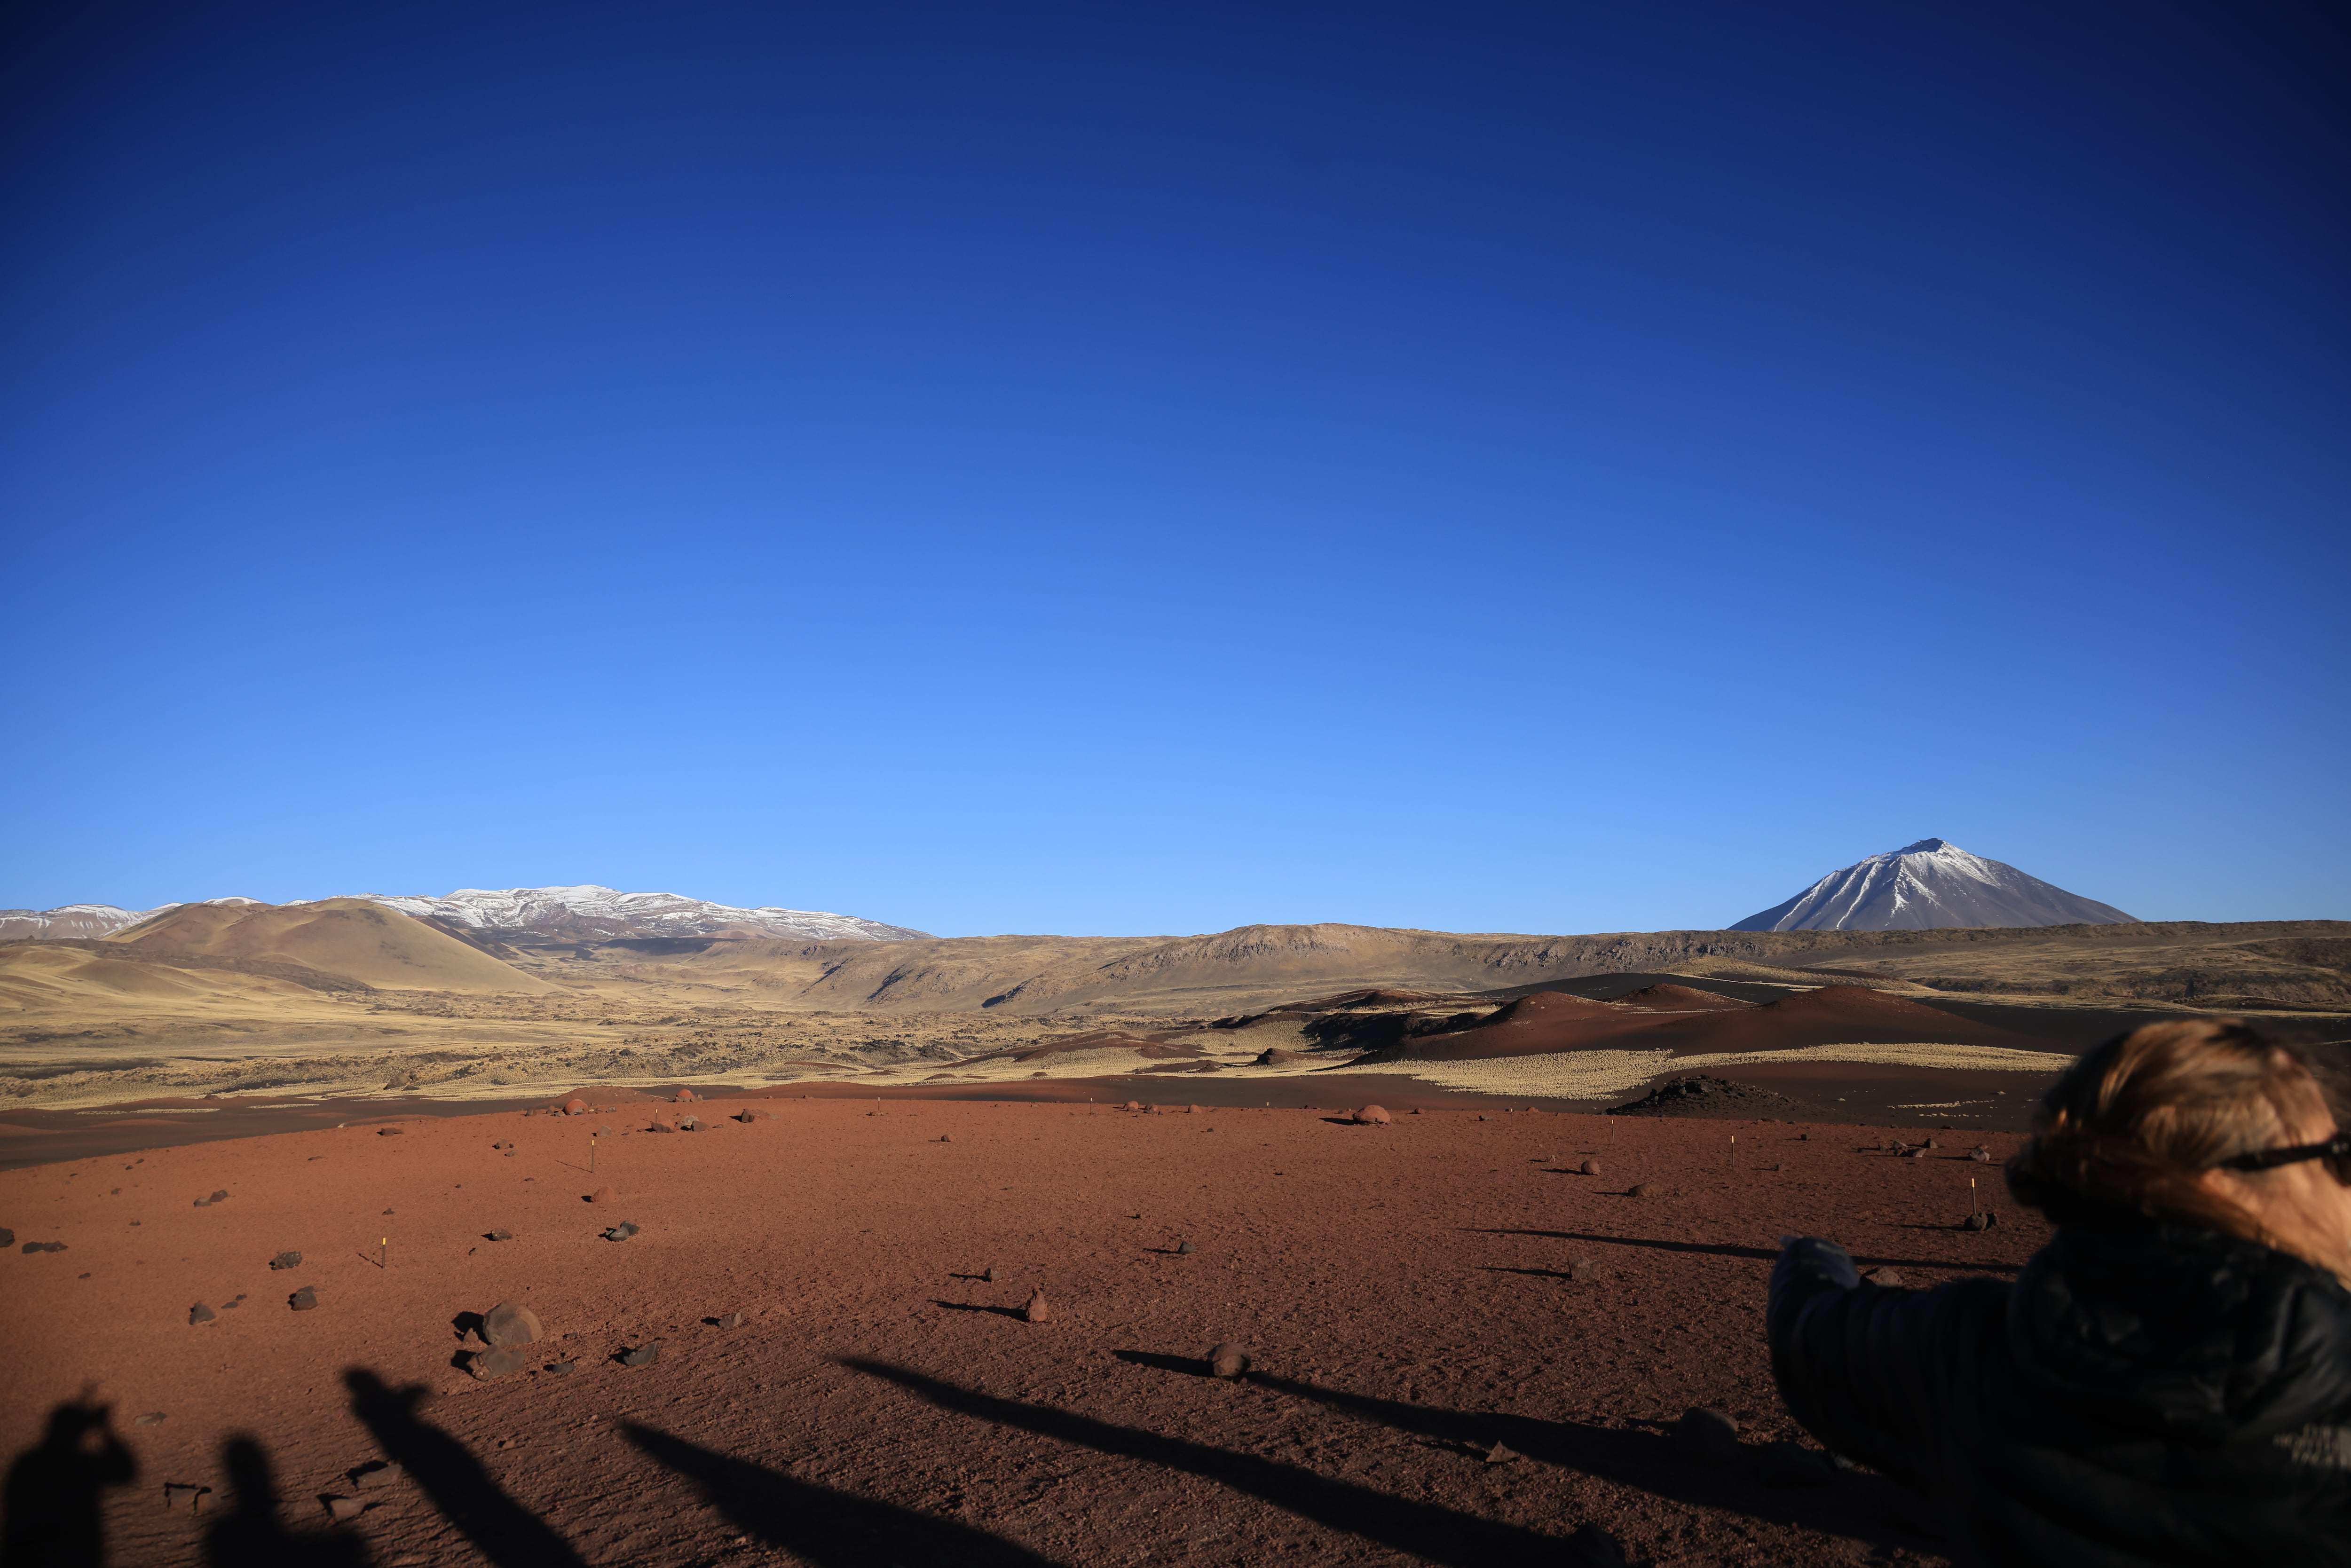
[1767,1234,2006,1492]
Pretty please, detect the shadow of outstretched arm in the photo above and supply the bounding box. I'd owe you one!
[204,1437,369,1567]
[1,1398,136,1568]
[623,1424,1060,1568]
[844,1359,1558,1568]
[343,1370,585,1568]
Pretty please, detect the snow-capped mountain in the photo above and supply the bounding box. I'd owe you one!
[0,903,157,941]
[359,886,930,943]
[1731,839,2136,932]
[1,888,926,944]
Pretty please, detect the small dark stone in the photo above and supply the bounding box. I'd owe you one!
[1176,1240,1195,1256]
[715,1312,744,1329]
[378,1128,402,1137]
[1964,1210,1997,1231]
[1627,1183,1655,1198]
[1564,1523,1628,1568]
[0,1228,12,1247]
[209,1190,228,1203]
[133,1413,166,1426]
[492,1142,513,1151]
[323,1496,365,1522]
[22,1241,66,1254]
[351,1462,402,1490]
[268,1251,302,1271]
[1483,1440,1520,1465]
[189,1303,216,1325]
[1566,1255,1600,1283]
[468,1345,532,1379]
[1861,1268,1906,1288]
[1207,1343,1249,1379]
[289,1287,318,1312]
[485,1229,514,1243]
[603,1221,639,1242]
[546,1361,576,1375]
[1578,1159,1600,1176]
[620,1340,663,1368]
[1750,1439,1838,1488]
[1671,1406,1742,1466]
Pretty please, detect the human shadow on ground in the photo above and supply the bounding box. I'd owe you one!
[0,1396,134,1568]
[624,1423,1058,1567]
[1246,1372,1933,1550]
[844,1358,1559,1567]
[344,1370,587,1568]
[931,1299,1027,1319]
[202,1437,370,1567]
[1471,1229,2021,1275]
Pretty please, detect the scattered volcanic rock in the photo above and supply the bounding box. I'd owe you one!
[1609,1075,1815,1119]
[1672,1407,1743,1466]
[1861,1268,1906,1288]
[1023,1289,1051,1324]
[22,1240,66,1253]
[1567,1255,1600,1283]
[1964,1211,1998,1231]
[0,1228,11,1248]
[1352,1105,1392,1125]
[982,1266,996,1284]
[1484,1440,1521,1465]
[1627,1183,1656,1198]
[288,1287,318,1312]
[377,1128,402,1137]
[620,1340,663,1368]
[1176,1240,1195,1255]
[458,1329,489,1352]
[1208,1343,1249,1379]
[268,1251,302,1271]
[603,1222,639,1242]
[714,1312,744,1329]
[483,1302,543,1347]
[486,1229,514,1242]
[349,1461,403,1489]
[1578,1159,1601,1176]
[189,1303,216,1325]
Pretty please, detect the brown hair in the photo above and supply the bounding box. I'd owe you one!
[2005,1019,2333,1240]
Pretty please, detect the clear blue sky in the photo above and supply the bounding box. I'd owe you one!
[4,1,2345,937]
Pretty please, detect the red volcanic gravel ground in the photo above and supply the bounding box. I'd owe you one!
[0,1100,2036,1567]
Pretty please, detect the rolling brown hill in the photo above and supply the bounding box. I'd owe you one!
[103,898,558,995]
[558,918,2351,1015]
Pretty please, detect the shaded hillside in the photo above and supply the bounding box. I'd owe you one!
[1358,985,2029,1064]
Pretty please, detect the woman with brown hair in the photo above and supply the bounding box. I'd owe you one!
[1767,1019,2351,1565]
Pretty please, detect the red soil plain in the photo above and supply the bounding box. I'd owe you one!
[2,1093,2032,1568]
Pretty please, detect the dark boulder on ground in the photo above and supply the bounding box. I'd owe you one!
[189,1303,217,1325]
[603,1221,639,1242]
[468,1346,533,1379]
[268,1251,302,1271]
[1208,1343,1249,1379]
[484,1302,543,1346]
[1671,1407,1742,1466]
[619,1340,663,1367]
[1610,1075,1817,1119]
[289,1287,318,1311]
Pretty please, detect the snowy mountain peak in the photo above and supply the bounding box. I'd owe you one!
[1730,840,2136,933]
[3,886,927,945]
[361,886,930,943]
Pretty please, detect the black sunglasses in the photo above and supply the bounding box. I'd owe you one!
[2218,1133,2351,1182]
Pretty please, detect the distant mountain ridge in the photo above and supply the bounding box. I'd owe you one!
[364,885,930,943]
[0,886,926,944]
[1732,839,2134,932]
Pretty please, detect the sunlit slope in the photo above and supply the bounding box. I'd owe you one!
[104,898,559,994]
